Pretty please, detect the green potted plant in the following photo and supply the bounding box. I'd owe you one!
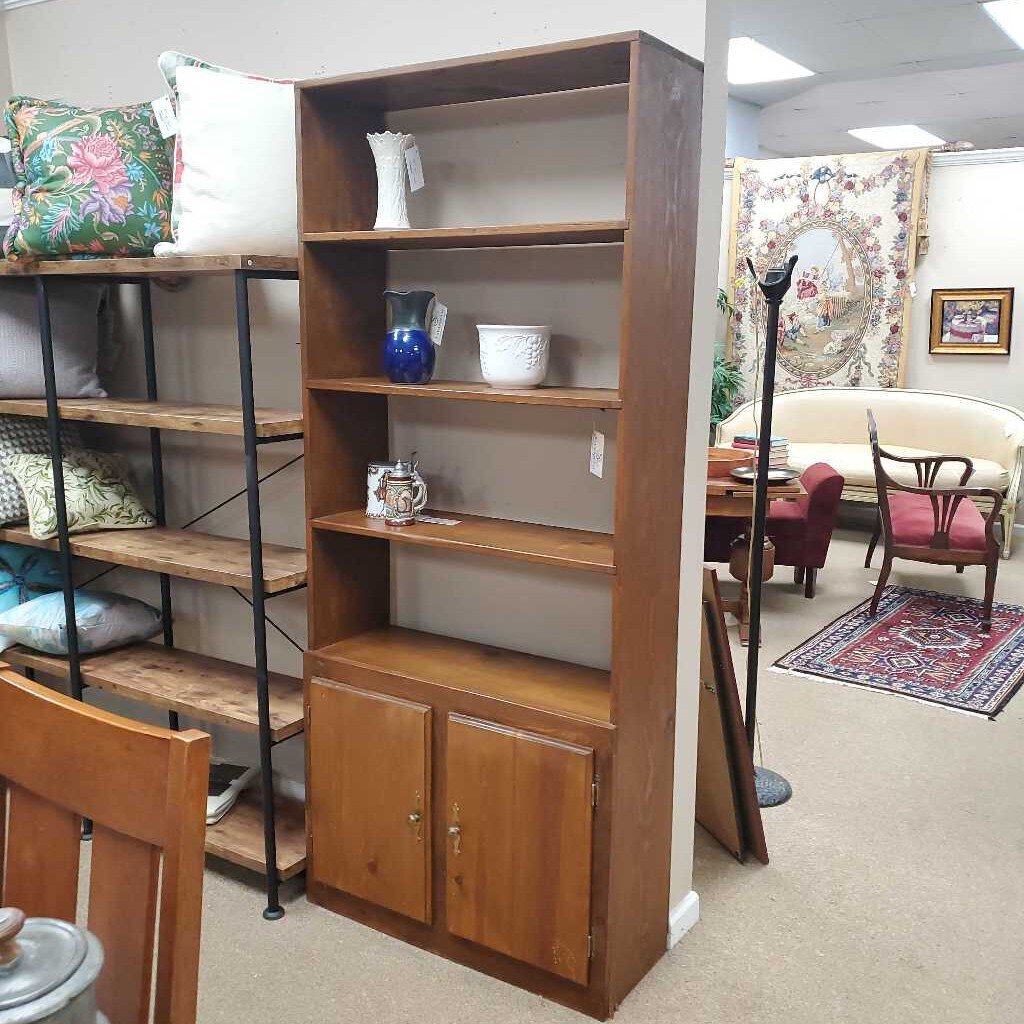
[710,289,743,442]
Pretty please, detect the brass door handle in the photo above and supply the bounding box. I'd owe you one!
[407,793,424,841]
[448,801,462,855]
[447,823,462,855]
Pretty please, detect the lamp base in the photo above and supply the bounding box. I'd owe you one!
[754,766,792,808]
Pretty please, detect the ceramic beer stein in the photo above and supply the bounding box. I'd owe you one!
[366,460,427,519]
[383,458,423,527]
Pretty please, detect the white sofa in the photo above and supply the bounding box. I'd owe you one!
[717,388,1024,557]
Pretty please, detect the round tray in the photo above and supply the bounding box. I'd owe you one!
[729,466,801,485]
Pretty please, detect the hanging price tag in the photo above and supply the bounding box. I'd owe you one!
[589,430,605,479]
[429,300,448,346]
[151,96,178,139]
[405,144,425,192]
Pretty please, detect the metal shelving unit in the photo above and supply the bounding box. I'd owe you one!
[0,255,305,919]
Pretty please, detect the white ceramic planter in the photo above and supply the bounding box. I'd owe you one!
[477,325,551,389]
[366,131,413,230]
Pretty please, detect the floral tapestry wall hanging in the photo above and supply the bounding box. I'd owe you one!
[726,150,931,399]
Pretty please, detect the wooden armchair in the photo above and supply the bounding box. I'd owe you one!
[0,665,210,1024]
[865,410,1004,631]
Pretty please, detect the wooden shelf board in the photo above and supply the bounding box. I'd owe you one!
[0,398,302,437]
[302,221,626,249]
[205,788,307,880]
[0,526,307,593]
[0,255,298,277]
[313,508,614,574]
[309,626,611,724]
[3,642,304,742]
[297,32,666,108]
[306,377,621,409]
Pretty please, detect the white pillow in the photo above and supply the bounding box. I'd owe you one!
[154,65,297,258]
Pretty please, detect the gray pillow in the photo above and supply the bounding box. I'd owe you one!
[0,414,81,524]
[0,279,106,398]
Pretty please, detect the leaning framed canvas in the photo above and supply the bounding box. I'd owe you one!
[930,288,1013,355]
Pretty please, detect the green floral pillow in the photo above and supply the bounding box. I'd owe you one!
[4,449,156,540]
[3,96,173,259]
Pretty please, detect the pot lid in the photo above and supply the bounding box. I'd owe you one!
[0,908,89,1011]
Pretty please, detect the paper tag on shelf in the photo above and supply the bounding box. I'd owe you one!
[406,144,425,192]
[589,430,605,479]
[429,300,447,346]
[151,96,178,139]
[909,281,918,298]
[416,514,461,526]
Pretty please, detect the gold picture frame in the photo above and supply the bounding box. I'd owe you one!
[930,288,1013,355]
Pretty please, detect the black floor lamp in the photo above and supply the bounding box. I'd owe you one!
[744,253,798,809]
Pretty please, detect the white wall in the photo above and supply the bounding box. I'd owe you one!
[2,1,725,913]
[726,97,760,158]
[904,155,1024,407]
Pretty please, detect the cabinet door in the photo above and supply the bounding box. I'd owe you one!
[445,714,594,985]
[308,679,431,922]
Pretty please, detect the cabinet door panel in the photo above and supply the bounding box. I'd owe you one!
[309,679,431,922]
[445,714,593,985]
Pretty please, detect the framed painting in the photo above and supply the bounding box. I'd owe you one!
[930,288,1013,355]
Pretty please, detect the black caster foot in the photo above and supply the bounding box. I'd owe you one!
[263,906,285,921]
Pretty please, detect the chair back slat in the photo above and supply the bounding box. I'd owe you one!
[0,667,209,1024]
[3,784,80,921]
[0,668,170,846]
[90,825,161,1024]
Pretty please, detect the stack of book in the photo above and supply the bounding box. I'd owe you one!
[731,433,790,468]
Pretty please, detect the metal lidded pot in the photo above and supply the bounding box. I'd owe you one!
[0,908,107,1024]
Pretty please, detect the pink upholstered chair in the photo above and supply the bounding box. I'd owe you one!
[865,409,1004,631]
[703,462,845,599]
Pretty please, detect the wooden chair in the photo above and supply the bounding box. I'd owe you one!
[865,410,1004,631]
[0,664,210,1024]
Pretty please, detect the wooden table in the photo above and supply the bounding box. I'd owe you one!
[705,477,805,643]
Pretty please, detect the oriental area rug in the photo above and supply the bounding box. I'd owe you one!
[727,149,931,399]
[773,586,1024,718]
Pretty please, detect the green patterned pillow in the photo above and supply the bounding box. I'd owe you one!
[4,449,156,540]
[3,96,173,259]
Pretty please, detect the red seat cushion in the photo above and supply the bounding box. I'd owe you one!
[888,492,987,551]
[767,501,805,524]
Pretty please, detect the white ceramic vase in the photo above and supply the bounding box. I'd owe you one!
[477,325,551,389]
[367,131,413,230]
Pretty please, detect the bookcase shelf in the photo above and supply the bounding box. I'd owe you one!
[298,30,701,1019]
[309,626,611,724]
[307,376,621,408]
[4,642,304,741]
[312,508,614,573]
[303,221,626,249]
[0,397,302,437]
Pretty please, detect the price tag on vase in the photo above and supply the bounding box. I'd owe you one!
[406,144,425,192]
[429,300,448,346]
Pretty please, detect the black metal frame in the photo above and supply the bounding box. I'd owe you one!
[36,267,302,918]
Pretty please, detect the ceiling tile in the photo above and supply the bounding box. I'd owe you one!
[860,5,1012,60]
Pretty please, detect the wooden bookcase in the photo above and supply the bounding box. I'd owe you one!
[297,32,703,1019]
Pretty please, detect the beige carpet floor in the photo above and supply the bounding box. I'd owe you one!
[197,527,1024,1023]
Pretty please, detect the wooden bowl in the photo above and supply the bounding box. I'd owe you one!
[707,446,753,478]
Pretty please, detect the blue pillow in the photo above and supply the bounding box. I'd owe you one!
[0,542,63,614]
[0,589,163,655]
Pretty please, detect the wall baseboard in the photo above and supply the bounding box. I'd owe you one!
[667,890,700,949]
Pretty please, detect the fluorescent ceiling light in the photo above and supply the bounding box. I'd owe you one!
[728,37,814,85]
[848,124,946,149]
[983,1,1024,49]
